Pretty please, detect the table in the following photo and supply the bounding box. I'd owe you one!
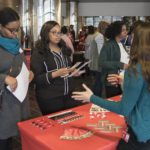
[18,96,126,150]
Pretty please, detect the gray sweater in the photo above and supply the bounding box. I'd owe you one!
[0,47,30,139]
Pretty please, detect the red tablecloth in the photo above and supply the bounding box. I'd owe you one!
[18,96,126,150]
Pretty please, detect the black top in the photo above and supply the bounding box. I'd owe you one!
[31,47,74,99]
[98,39,124,86]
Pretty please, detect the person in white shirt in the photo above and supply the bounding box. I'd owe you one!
[84,25,95,60]
[89,21,109,97]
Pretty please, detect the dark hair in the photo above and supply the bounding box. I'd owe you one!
[88,25,95,34]
[0,7,19,26]
[128,20,143,35]
[105,21,125,39]
[61,26,68,34]
[35,21,59,52]
[129,22,150,90]
[70,25,74,28]
[35,21,67,54]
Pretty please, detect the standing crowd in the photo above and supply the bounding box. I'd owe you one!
[0,6,150,150]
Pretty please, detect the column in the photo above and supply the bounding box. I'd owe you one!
[66,0,78,39]
[55,0,61,25]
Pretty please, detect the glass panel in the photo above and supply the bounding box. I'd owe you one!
[37,0,44,35]
[140,16,145,21]
[50,0,56,20]
[38,0,43,16]
[44,0,50,14]
[103,16,112,23]
[38,16,43,35]
[50,0,55,13]
[44,13,51,22]
[85,17,93,26]
[93,16,102,27]
[112,16,122,22]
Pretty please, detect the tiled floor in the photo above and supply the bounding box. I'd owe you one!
[12,75,94,150]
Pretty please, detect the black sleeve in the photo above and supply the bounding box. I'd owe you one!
[62,47,72,57]
[30,51,54,87]
[98,44,124,70]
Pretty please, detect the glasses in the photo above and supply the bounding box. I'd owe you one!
[50,31,62,36]
[3,26,20,34]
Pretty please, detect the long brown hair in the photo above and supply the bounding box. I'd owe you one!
[98,21,109,35]
[129,22,150,90]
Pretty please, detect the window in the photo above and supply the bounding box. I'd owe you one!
[85,17,94,26]
[112,16,122,22]
[103,16,112,23]
[44,13,51,22]
[140,17,145,21]
[50,0,56,20]
[37,0,44,35]
[44,0,50,14]
[94,16,102,27]
[22,0,57,41]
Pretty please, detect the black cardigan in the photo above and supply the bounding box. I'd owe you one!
[31,47,74,99]
[98,39,124,86]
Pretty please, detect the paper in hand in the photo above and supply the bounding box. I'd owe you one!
[61,62,82,78]
[68,60,91,77]
[70,62,82,70]
[7,62,29,102]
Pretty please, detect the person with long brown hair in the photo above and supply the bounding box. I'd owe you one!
[72,22,150,150]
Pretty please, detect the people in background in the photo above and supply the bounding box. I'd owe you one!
[61,26,74,61]
[89,21,109,97]
[72,22,150,150]
[83,25,95,76]
[69,24,75,44]
[107,20,144,88]
[78,26,87,51]
[31,21,82,115]
[0,7,33,150]
[84,25,95,60]
[98,21,129,98]
[122,20,144,53]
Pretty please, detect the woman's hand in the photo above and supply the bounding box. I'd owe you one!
[124,64,129,69]
[52,68,70,78]
[72,84,93,103]
[29,71,34,83]
[67,67,76,73]
[107,74,123,85]
[5,75,18,92]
